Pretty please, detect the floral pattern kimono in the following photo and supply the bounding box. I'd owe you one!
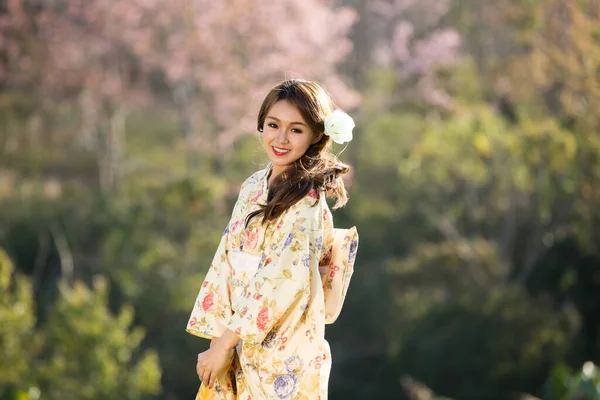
[186,166,359,400]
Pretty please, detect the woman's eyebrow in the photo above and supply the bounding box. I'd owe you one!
[266,115,307,127]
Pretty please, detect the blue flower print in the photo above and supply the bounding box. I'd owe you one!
[302,254,310,268]
[273,374,299,399]
[315,236,323,252]
[349,239,358,261]
[283,233,293,249]
[284,355,302,372]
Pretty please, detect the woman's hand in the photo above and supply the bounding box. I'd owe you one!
[196,345,232,388]
[196,330,240,388]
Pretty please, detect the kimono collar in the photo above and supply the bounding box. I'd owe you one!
[261,163,272,193]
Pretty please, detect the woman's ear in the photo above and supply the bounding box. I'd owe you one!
[312,131,324,144]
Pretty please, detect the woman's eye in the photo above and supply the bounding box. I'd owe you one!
[292,128,303,134]
[268,123,278,129]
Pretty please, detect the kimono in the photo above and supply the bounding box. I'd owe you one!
[186,166,359,400]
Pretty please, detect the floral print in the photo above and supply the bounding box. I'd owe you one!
[202,293,215,312]
[187,166,359,399]
[285,355,302,373]
[262,330,277,350]
[273,374,299,399]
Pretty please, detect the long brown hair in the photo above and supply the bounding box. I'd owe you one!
[246,79,351,226]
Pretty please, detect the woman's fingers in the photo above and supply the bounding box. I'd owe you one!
[202,370,212,387]
[196,354,205,381]
[197,350,225,388]
[208,370,217,389]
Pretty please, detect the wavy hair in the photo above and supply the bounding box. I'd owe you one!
[246,79,351,226]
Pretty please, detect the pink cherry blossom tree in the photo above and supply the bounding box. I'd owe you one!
[347,0,461,107]
[135,0,359,156]
[2,0,359,187]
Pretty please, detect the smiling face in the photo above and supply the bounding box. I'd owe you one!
[262,100,322,177]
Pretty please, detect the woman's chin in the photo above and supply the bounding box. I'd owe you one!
[269,154,295,166]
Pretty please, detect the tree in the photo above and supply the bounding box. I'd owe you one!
[134,0,360,170]
[344,56,585,397]
[3,0,360,185]
[0,247,161,400]
[0,248,38,399]
[35,277,161,400]
[343,0,460,106]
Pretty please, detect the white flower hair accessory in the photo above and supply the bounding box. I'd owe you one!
[324,109,355,144]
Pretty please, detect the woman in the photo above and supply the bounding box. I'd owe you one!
[186,79,359,399]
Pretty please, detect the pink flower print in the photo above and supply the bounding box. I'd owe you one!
[201,293,214,311]
[330,264,341,278]
[277,336,288,351]
[230,220,241,232]
[256,307,269,331]
[188,316,197,327]
[244,229,259,250]
[250,190,263,203]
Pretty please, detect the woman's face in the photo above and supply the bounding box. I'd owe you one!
[262,100,320,175]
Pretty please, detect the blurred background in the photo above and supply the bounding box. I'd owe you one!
[1,0,600,399]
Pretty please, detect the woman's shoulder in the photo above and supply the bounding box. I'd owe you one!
[239,166,270,191]
[283,189,327,224]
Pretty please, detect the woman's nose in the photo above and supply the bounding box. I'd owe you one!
[277,128,289,143]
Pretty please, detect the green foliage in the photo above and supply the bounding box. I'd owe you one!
[0,249,38,397]
[396,288,575,399]
[534,362,600,400]
[384,235,577,399]
[35,277,161,400]
[343,48,596,399]
[0,249,160,400]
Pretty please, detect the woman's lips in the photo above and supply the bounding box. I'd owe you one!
[272,146,290,156]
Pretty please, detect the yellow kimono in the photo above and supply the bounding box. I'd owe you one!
[186,166,358,400]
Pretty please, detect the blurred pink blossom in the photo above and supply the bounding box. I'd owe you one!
[1,0,359,154]
[369,0,461,107]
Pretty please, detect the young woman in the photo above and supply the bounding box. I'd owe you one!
[186,79,359,399]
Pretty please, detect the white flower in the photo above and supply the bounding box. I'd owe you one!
[324,109,355,144]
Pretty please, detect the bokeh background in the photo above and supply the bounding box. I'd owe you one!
[2,0,600,399]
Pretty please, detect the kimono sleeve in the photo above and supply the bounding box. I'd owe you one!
[322,227,359,324]
[227,198,321,345]
[185,228,234,340]
[185,174,258,340]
